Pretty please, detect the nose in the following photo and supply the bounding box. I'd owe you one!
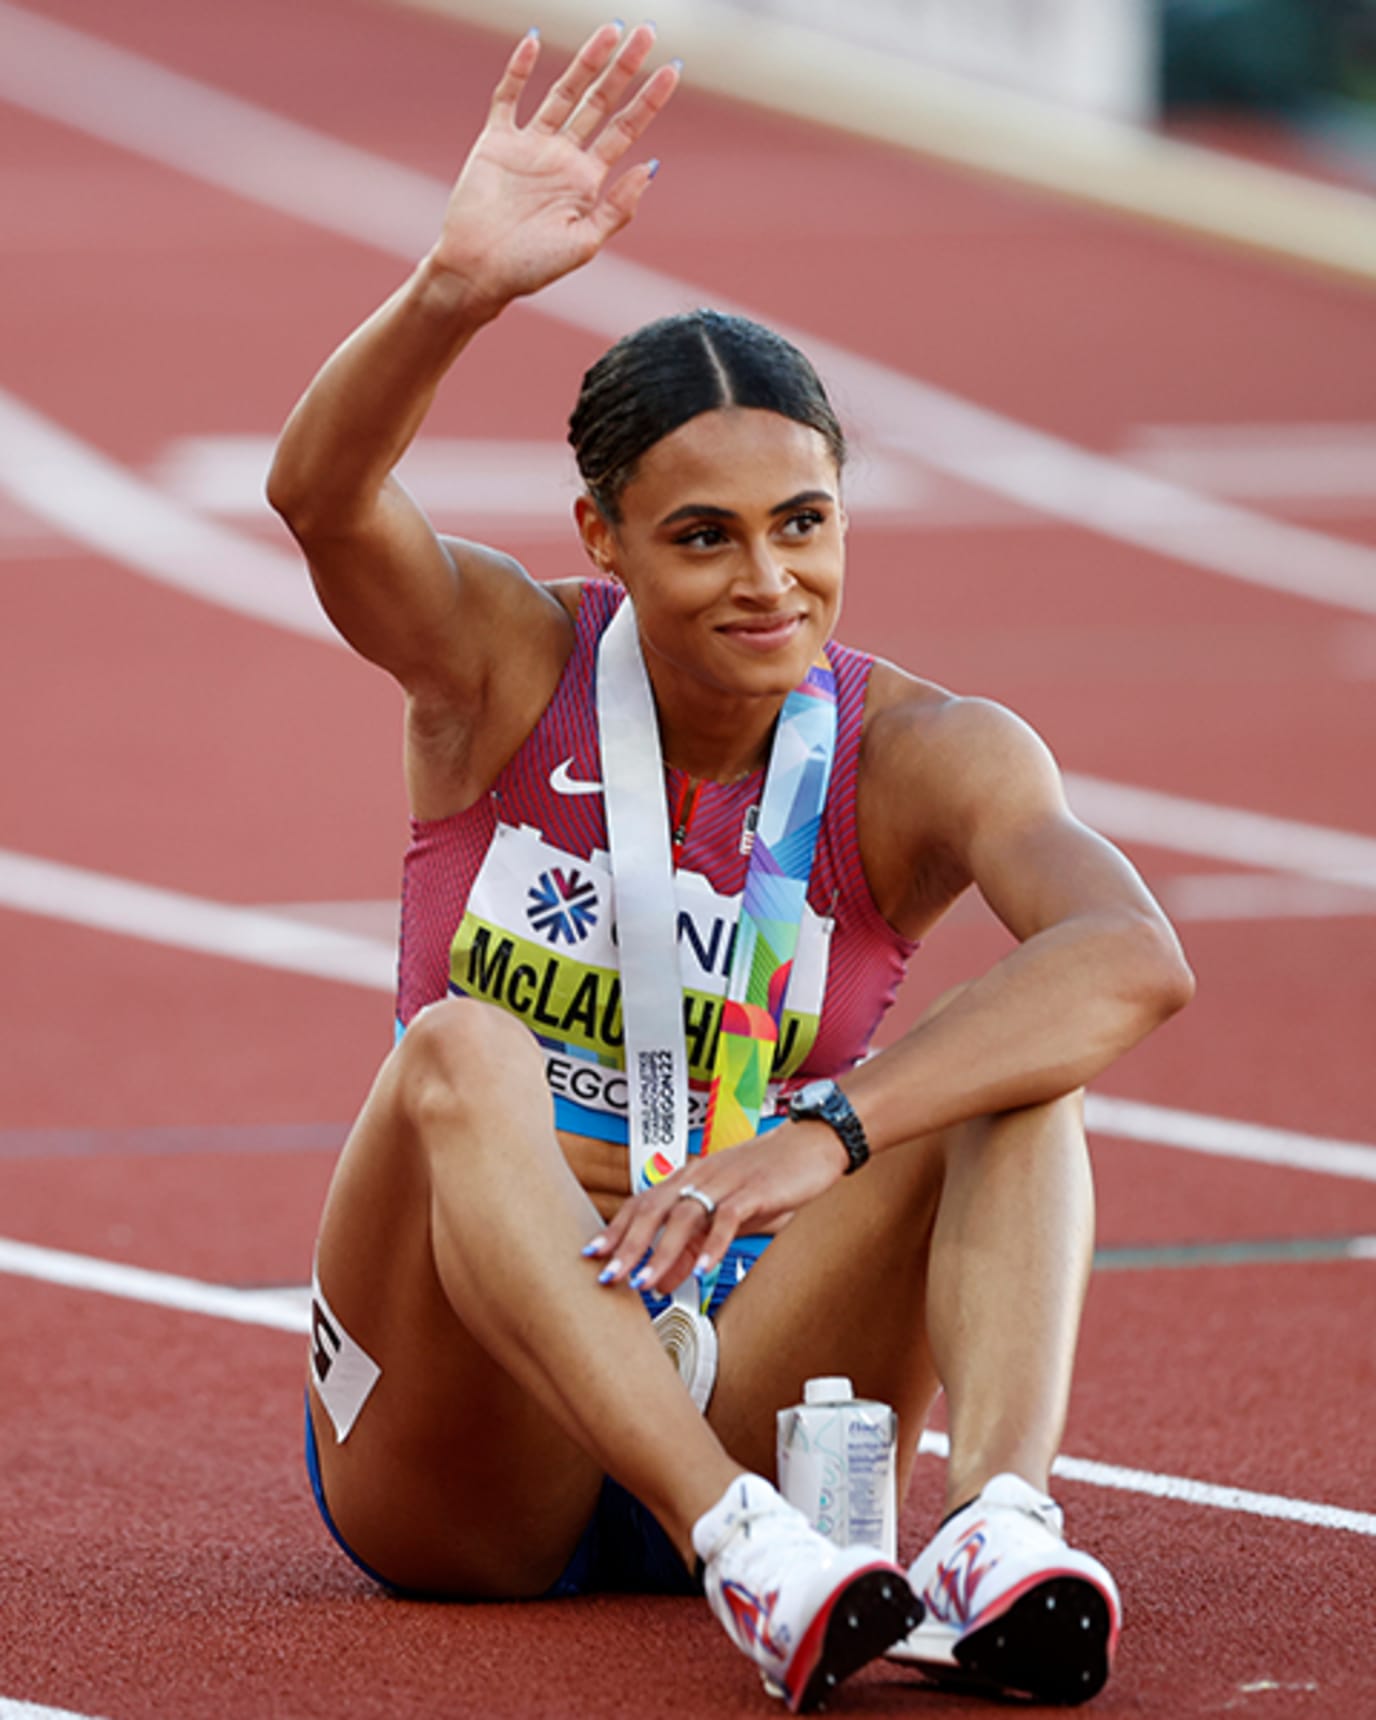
[739,537,792,600]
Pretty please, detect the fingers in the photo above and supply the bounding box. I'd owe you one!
[589,158,661,245]
[587,57,680,166]
[524,23,679,157]
[528,21,639,137]
[488,27,542,127]
[584,1172,737,1296]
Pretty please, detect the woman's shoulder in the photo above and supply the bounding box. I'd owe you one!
[851,658,1063,932]
[860,656,1044,766]
[858,656,1063,841]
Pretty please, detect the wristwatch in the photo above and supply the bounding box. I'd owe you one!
[786,1078,870,1175]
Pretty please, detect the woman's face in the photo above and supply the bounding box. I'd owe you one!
[580,407,847,705]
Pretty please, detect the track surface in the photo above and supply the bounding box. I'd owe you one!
[1,2,1374,1715]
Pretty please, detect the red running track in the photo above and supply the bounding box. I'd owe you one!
[1,1,1374,1715]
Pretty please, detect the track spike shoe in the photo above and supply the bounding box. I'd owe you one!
[693,1473,921,1713]
[887,1472,1121,1706]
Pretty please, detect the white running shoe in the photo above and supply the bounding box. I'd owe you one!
[693,1474,921,1714]
[887,1472,1121,1706]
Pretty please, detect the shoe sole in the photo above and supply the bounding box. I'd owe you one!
[900,1573,1114,1706]
[784,1565,923,1714]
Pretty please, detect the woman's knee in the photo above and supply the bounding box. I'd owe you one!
[394,998,545,1135]
[937,1088,1087,1176]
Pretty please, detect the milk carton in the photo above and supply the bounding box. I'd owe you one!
[776,1375,898,1560]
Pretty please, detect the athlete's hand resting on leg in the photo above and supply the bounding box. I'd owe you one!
[584,1121,851,1296]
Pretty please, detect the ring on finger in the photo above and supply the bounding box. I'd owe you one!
[676,1183,716,1220]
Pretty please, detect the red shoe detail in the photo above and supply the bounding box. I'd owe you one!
[776,1560,899,1713]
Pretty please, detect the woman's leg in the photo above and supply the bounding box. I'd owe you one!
[926,1093,1094,1514]
[704,1091,1094,1520]
[311,997,744,1597]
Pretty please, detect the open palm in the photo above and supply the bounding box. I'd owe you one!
[434,23,678,308]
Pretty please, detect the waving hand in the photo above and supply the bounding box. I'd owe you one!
[432,23,679,311]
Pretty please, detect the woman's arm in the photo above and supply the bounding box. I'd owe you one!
[840,693,1196,1148]
[267,24,678,704]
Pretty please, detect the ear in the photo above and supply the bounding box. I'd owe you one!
[574,495,618,579]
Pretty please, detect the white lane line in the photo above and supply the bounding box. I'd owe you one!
[0,848,395,992]
[0,1703,114,1720]
[152,433,995,533]
[1085,1096,1376,1185]
[5,844,1376,1183]
[3,1234,1372,1541]
[2,2,1376,616]
[1124,422,1376,506]
[1064,775,1376,890]
[0,390,330,643]
[0,1238,307,1333]
[1160,871,1376,921]
[918,1432,1376,1540]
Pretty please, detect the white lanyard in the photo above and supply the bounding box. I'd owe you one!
[596,598,691,1197]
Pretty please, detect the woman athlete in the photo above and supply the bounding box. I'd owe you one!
[268,21,1193,1713]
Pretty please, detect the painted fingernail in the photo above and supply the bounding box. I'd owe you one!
[526,26,540,39]
[581,1238,607,1258]
[647,158,661,180]
[597,1260,622,1285]
[630,1266,654,1290]
[694,1253,713,1275]
[669,56,683,71]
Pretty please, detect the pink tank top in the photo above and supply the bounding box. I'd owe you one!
[397,581,916,1141]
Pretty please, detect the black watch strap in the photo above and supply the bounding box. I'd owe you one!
[787,1079,870,1175]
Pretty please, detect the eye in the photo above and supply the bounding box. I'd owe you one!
[674,523,729,549]
[781,508,826,539]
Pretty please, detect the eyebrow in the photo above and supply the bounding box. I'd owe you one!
[657,489,835,529]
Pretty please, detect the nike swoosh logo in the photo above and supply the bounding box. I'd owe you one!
[549,758,603,796]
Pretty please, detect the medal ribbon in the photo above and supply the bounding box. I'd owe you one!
[701,653,836,1151]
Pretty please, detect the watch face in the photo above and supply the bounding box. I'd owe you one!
[795,1079,834,1111]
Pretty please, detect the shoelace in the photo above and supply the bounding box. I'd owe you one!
[702,1503,809,1572]
[1008,1494,1065,1539]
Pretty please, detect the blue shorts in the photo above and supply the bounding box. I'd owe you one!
[304,1398,698,1599]
[304,1232,770,1599]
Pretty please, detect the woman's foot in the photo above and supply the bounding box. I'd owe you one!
[887,1472,1121,1705]
[693,1473,920,1713]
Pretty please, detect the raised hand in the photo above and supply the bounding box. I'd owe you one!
[431,23,679,312]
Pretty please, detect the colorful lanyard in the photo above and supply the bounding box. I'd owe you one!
[596,597,838,1193]
[701,652,837,1152]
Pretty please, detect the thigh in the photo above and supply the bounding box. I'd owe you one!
[308,1024,606,1599]
[706,1126,947,1491]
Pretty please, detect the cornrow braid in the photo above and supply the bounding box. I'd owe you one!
[568,309,847,522]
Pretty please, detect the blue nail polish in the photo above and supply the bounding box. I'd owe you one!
[581,1239,605,1257]
[630,1267,653,1290]
[597,1261,620,1285]
[669,56,683,71]
[647,158,661,180]
[527,26,540,39]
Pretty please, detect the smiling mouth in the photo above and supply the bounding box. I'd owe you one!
[718,614,804,647]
